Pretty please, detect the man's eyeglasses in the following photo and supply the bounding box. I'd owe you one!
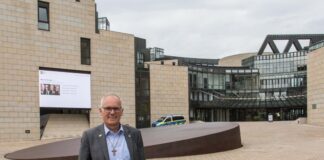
[101,107,122,113]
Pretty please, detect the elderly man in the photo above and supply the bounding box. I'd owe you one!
[79,94,145,160]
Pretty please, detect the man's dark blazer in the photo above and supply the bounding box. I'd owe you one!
[79,124,145,160]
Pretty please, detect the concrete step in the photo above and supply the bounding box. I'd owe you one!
[41,114,89,140]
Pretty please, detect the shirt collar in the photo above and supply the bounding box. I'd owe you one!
[104,124,124,135]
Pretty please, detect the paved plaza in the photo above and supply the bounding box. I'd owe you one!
[1,121,324,160]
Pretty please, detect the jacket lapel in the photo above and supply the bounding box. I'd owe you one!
[97,124,109,160]
[123,125,134,160]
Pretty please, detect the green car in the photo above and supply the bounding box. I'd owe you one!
[152,115,186,127]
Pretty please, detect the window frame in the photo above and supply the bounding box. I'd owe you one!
[81,37,91,65]
[38,1,50,31]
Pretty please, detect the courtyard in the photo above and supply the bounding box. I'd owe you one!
[1,121,324,160]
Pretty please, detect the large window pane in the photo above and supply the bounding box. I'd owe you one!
[81,38,91,65]
[38,7,48,22]
[38,1,49,30]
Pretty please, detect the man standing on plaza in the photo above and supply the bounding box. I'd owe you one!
[79,94,145,160]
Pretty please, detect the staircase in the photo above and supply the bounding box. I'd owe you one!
[41,114,89,140]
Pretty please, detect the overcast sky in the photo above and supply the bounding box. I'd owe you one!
[95,0,324,59]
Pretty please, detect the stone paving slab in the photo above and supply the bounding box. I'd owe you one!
[1,121,324,160]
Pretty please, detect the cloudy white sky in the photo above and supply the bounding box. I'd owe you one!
[95,0,324,59]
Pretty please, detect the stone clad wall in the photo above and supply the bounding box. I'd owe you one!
[0,0,135,141]
[148,61,189,124]
[307,47,324,126]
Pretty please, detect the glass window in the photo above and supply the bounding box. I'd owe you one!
[136,51,144,64]
[173,116,184,121]
[81,38,91,65]
[225,75,230,82]
[203,78,208,89]
[213,74,218,89]
[39,8,48,22]
[38,1,49,30]
[192,92,197,101]
[204,93,208,101]
[193,74,197,88]
[208,74,213,89]
[197,73,203,88]
[165,117,171,122]
[209,95,213,101]
[291,78,295,87]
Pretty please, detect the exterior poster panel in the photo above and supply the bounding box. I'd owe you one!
[39,69,91,109]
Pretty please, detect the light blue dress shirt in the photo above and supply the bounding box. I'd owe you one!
[104,125,130,160]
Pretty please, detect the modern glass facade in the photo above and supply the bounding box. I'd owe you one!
[148,47,164,61]
[166,51,307,122]
[135,37,151,128]
[243,51,307,95]
[135,35,324,126]
[98,17,110,31]
[309,40,324,51]
[188,65,261,121]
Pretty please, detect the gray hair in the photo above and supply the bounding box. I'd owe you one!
[99,93,122,108]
